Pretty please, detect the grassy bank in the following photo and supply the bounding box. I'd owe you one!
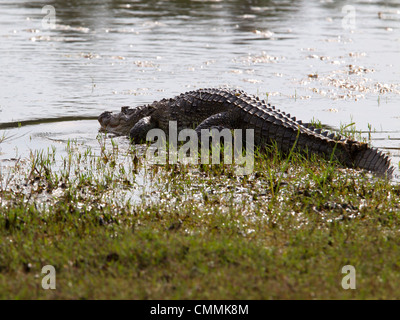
[0,136,399,299]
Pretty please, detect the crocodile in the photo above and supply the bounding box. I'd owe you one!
[98,88,394,178]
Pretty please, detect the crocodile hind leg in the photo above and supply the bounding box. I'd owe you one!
[194,111,236,132]
[193,112,234,164]
[194,111,255,168]
[194,111,237,144]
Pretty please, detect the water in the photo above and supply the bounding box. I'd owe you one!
[0,0,399,176]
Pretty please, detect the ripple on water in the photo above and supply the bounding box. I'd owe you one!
[0,0,398,172]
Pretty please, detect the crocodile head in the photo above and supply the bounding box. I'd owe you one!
[98,106,137,136]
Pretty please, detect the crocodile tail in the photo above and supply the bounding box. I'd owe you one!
[353,147,394,178]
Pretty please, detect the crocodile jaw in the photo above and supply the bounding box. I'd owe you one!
[98,111,132,136]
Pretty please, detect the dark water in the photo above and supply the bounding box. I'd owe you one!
[0,0,399,176]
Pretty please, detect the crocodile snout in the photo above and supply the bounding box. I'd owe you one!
[98,111,112,126]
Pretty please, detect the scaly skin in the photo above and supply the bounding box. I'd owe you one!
[98,88,394,177]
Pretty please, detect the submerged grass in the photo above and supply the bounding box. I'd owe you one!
[0,134,399,300]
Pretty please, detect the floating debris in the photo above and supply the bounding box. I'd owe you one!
[79,52,100,59]
[55,24,90,33]
[252,29,275,38]
[242,78,262,84]
[133,60,158,68]
[234,52,282,65]
[111,56,125,60]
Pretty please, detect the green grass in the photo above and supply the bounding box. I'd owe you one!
[0,134,399,299]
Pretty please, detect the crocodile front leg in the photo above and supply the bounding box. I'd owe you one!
[129,116,157,143]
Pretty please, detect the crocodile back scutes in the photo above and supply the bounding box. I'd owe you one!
[186,88,393,176]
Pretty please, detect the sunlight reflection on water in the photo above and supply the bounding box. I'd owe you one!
[0,0,399,176]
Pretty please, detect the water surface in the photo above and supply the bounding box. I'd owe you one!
[0,0,399,176]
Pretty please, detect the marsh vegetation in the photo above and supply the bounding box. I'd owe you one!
[0,131,399,299]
